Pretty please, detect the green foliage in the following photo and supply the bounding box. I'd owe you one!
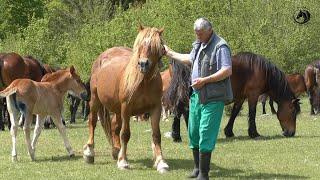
[1,0,320,78]
[0,0,44,40]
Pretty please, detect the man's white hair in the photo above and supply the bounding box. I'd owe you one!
[193,18,212,31]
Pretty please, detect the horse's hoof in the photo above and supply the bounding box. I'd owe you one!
[117,160,130,170]
[12,156,17,162]
[249,132,260,139]
[156,160,169,174]
[83,155,94,164]
[224,129,234,138]
[69,153,75,158]
[112,148,120,160]
[173,137,182,143]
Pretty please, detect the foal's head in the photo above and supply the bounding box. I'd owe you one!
[66,66,88,100]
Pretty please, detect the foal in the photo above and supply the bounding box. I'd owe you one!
[0,66,87,161]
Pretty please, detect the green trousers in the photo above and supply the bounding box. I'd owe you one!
[188,91,224,153]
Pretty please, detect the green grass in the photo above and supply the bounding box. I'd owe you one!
[0,97,319,179]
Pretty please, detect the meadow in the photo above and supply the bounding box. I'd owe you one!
[0,97,319,180]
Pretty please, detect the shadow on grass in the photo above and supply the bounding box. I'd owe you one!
[131,159,308,179]
[35,154,83,162]
[211,163,309,179]
[217,134,320,143]
[217,135,285,143]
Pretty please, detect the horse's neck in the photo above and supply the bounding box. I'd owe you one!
[48,80,69,95]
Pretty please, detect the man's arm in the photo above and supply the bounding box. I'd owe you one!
[164,45,192,65]
[191,46,232,89]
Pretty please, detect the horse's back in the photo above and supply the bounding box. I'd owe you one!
[231,52,267,98]
[91,47,132,74]
[286,73,306,96]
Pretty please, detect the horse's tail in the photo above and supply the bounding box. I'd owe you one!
[99,107,112,145]
[0,87,17,98]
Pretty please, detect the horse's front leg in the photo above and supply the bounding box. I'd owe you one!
[117,106,130,170]
[248,96,260,138]
[53,114,74,157]
[150,104,169,173]
[31,115,46,154]
[224,99,245,138]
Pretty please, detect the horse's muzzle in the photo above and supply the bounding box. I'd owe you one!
[138,60,150,73]
[282,130,295,137]
[80,92,89,101]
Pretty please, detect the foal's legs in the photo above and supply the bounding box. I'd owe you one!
[53,114,74,157]
[150,104,169,173]
[6,96,20,162]
[224,99,245,138]
[31,115,46,156]
[23,112,35,161]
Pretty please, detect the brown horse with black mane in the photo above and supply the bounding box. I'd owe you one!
[305,60,320,114]
[225,52,300,138]
[0,53,49,130]
[83,25,169,173]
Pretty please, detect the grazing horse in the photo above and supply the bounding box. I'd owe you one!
[162,59,191,142]
[83,26,169,173]
[0,66,87,162]
[261,73,307,114]
[0,53,48,130]
[224,52,300,138]
[305,61,320,114]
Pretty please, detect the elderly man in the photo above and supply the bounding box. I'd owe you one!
[165,18,233,180]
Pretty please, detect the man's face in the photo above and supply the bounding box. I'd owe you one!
[195,29,212,43]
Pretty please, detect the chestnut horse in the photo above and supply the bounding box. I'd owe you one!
[134,68,172,122]
[261,73,307,114]
[305,60,320,114]
[0,66,87,162]
[225,52,300,138]
[83,26,169,173]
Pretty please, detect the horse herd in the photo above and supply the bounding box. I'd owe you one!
[0,26,319,173]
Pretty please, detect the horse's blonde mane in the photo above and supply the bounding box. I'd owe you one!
[123,27,164,102]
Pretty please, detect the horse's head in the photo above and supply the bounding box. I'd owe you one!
[134,25,165,74]
[277,98,300,137]
[67,66,89,101]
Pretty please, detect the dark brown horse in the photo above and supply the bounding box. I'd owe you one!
[305,61,320,114]
[225,52,300,138]
[261,73,307,114]
[0,53,48,130]
[83,26,169,173]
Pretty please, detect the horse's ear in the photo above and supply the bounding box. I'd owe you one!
[70,65,75,75]
[158,28,164,35]
[138,24,144,31]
